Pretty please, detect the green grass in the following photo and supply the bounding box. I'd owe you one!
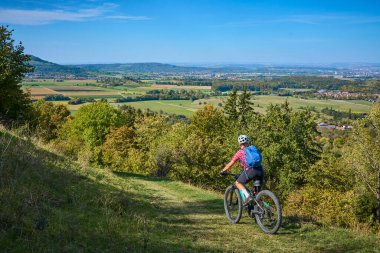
[0,129,379,252]
[252,96,373,113]
[111,95,373,117]
[112,100,200,117]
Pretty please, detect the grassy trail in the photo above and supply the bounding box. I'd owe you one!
[119,174,380,252]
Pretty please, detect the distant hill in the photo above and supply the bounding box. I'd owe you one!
[74,62,249,73]
[28,56,89,76]
[28,56,250,76]
[74,62,208,73]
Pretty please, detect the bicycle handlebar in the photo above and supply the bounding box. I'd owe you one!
[220,172,240,179]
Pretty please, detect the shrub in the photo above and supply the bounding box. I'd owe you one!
[285,186,357,227]
[190,105,227,138]
[32,100,70,141]
[125,148,150,175]
[102,126,136,169]
[354,192,378,225]
[149,122,231,190]
[168,133,230,190]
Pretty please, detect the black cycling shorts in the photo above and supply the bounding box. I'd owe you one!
[236,166,264,185]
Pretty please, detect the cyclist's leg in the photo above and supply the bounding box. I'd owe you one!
[235,170,255,203]
[235,171,250,190]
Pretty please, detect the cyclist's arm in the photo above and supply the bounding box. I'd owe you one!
[221,158,237,173]
[220,150,241,174]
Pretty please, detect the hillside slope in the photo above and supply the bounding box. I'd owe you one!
[28,55,250,75]
[29,55,89,76]
[0,129,379,252]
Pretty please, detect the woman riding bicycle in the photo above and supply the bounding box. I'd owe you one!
[220,135,264,206]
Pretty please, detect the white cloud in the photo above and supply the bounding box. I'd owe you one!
[106,15,150,21]
[212,14,380,28]
[0,4,149,25]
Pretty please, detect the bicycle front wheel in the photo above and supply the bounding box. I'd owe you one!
[254,190,282,234]
[224,185,243,223]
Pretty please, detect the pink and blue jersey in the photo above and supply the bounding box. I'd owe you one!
[231,149,249,171]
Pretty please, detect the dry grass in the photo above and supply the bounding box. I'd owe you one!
[46,86,103,91]
[23,87,59,95]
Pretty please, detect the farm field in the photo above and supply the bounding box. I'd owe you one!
[113,96,372,117]
[22,79,98,87]
[56,95,374,116]
[24,84,123,100]
[252,96,373,113]
[112,100,200,117]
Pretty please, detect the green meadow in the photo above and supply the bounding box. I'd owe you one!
[111,96,372,117]
[252,95,373,113]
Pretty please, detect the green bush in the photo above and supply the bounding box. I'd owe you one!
[102,126,136,169]
[124,148,150,175]
[285,186,357,227]
[354,192,378,225]
[32,100,70,141]
[168,134,230,190]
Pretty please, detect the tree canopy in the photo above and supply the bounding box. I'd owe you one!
[0,26,33,120]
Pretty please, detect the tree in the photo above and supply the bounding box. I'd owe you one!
[190,105,227,139]
[102,126,136,169]
[237,86,253,125]
[0,26,33,119]
[344,103,380,222]
[61,102,130,146]
[224,89,238,119]
[237,86,254,124]
[32,100,70,141]
[249,103,320,198]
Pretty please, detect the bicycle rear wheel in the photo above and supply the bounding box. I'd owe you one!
[224,185,243,223]
[254,190,282,234]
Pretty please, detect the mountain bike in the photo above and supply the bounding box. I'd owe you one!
[222,173,282,234]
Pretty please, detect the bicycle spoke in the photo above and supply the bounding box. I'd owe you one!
[254,190,282,234]
[224,186,243,223]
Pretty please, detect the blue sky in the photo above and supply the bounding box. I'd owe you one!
[1,0,380,64]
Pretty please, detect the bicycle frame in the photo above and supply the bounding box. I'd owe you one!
[225,173,265,215]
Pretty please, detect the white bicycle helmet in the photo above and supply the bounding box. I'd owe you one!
[238,135,250,144]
